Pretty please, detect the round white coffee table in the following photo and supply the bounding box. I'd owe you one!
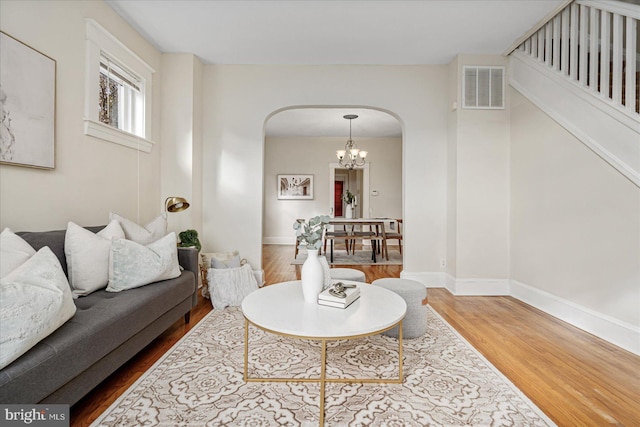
[241,280,407,425]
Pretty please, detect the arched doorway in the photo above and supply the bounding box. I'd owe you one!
[262,107,402,247]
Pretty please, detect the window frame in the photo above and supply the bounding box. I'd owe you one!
[84,19,155,152]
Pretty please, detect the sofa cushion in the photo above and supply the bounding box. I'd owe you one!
[0,228,36,279]
[17,226,104,276]
[107,233,181,292]
[0,247,76,369]
[65,221,125,297]
[0,270,196,403]
[109,213,167,245]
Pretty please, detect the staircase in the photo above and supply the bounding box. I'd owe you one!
[511,0,639,116]
[507,0,640,187]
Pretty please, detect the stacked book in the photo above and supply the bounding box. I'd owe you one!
[317,283,360,309]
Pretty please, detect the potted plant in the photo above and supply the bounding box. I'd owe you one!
[343,190,356,219]
[178,229,201,251]
[293,215,330,303]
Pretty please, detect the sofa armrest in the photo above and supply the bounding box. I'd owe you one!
[178,247,199,275]
[178,247,199,309]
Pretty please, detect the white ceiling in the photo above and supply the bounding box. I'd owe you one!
[105,0,563,137]
[106,0,562,65]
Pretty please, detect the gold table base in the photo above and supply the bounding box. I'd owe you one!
[243,319,404,426]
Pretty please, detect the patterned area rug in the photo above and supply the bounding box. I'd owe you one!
[293,249,403,266]
[91,306,555,426]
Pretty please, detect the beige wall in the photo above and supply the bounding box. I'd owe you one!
[0,0,163,231]
[446,57,458,278]
[263,135,402,244]
[203,65,449,273]
[447,55,511,286]
[510,89,640,327]
[160,53,204,237]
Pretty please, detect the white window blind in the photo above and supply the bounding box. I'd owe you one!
[99,53,143,137]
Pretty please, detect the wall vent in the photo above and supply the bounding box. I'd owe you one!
[463,66,505,109]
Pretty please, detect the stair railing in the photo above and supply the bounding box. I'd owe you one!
[510,0,639,116]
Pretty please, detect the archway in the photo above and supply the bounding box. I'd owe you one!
[262,106,403,252]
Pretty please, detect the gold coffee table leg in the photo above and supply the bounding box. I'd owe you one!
[398,319,403,381]
[242,318,404,426]
[320,339,327,426]
[244,319,249,382]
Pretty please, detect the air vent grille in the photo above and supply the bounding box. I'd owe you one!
[463,66,505,109]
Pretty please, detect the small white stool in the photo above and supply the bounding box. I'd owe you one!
[372,278,428,339]
[329,268,366,283]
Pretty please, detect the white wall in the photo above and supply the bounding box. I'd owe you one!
[510,88,640,329]
[446,57,458,280]
[446,55,511,293]
[0,0,163,231]
[160,53,204,237]
[202,65,448,273]
[263,135,402,244]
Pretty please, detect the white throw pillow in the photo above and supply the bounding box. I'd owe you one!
[200,251,245,268]
[109,212,167,245]
[65,220,125,297]
[0,246,77,369]
[211,255,242,269]
[0,228,36,279]
[107,232,181,292]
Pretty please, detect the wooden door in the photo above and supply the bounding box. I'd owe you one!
[334,181,344,217]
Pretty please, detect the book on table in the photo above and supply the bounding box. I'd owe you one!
[317,283,360,308]
[317,294,360,309]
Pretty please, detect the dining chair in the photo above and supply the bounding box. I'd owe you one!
[383,219,402,258]
[349,221,386,262]
[323,224,351,260]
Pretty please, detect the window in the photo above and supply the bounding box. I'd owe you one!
[463,66,505,109]
[99,54,143,135]
[84,19,155,152]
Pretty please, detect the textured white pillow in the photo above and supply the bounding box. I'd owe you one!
[109,212,167,245]
[211,255,242,269]
[65,220,125,297]
[201,251,241,268]
[0,228,36,279]
[107,232,181,292]
[0,246,77,369]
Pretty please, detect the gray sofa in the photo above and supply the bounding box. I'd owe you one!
[0,226,198,405]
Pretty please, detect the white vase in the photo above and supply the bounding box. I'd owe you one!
[301,249,324,304]
[345,204,353,219]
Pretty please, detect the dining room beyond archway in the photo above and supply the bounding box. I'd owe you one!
[262,107,403,264]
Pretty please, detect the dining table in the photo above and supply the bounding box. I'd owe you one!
[326,218,395,263]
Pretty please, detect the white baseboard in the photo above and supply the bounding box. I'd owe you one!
[448,278,510,296]
[263,237,294,245]
[510,280,640,356]
[400,271,445,288]
[405,271,639,355]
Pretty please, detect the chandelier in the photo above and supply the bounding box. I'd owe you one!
[336,114,367,169]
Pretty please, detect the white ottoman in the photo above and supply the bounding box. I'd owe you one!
[329,268,366,283]
[372,278,428,339]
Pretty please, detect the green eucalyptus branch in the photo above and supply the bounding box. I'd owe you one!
[293,214,330,250]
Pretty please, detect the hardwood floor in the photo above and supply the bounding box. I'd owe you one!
[72,244,640,426]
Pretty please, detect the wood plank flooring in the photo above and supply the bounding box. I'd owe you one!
[71,244,640,426]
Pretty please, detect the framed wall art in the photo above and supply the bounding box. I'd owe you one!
[278,174,313,200]
[0,31,56,169]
